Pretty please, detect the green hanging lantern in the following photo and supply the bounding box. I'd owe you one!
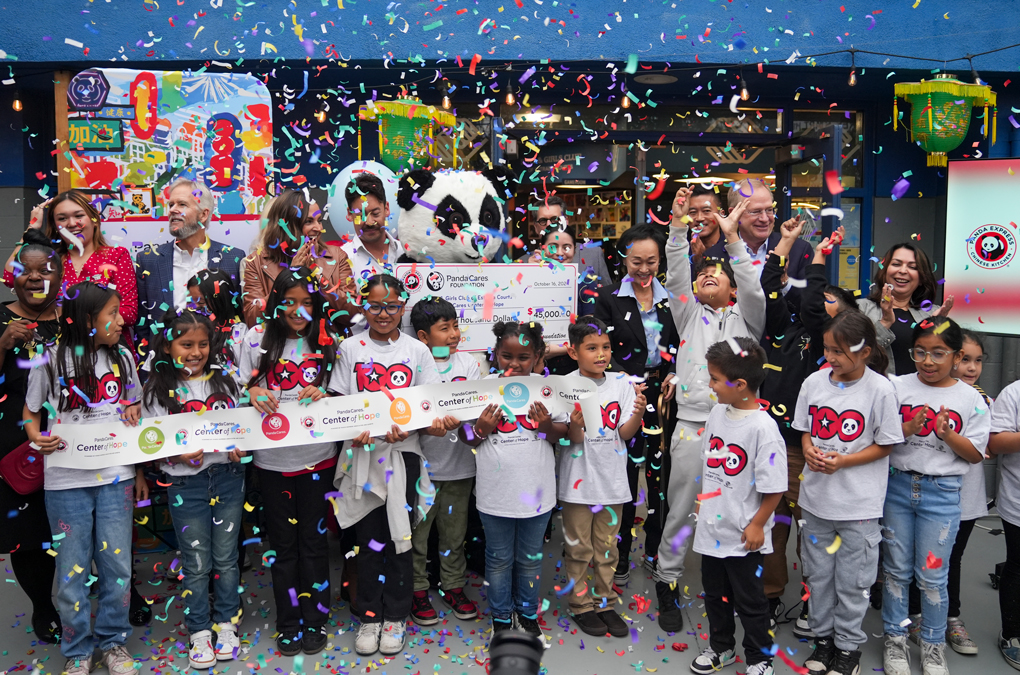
[358,98,457,173]
[893,74,996,167]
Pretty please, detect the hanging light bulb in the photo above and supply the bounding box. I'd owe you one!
[12,91,22,112]
[621,94,631,109]
[442,94,452,110]
[315,107,327,123]
[848,69,857,87]
[848,49,857,87]
[505,88,516,106]
[740,80,750,101]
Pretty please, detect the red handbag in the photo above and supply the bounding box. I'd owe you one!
[0,440,45,495]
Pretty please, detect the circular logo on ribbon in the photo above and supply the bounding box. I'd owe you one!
[503,382,530,409]
[390,398,413,425]
[138,427,165,455]
[262,413,290,441]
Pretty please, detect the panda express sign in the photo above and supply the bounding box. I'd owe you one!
[395,263,578,352]
[45,375,601,471]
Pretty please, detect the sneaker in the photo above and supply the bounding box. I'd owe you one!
[746,663,774,675]
[655,581,683,633]
[908,613,922,646]
[946,617,977,655]
[921,641,949,675]
[768,597,783,632]
[883,635,911,675]
[101,645,139,675]
[492,618,514,635]
[644,556,658,574]
[690,647,736,674]
[794,600,816,640]
[188,631,216,670]
[277,631,302,657]
[32,612,61,645]
[410,590,439,626]
[597,609,629,638]
[827,649,861,675]
[441,587,478,620]
[355,622,382,656]
[514,613,543,641]
[803,636,836,675]
[214,623,239,660]
[61,655,92,675]
[1000,633,1020,671]
[302,625,327,655]
[614,569,631,586]
[379,620,406,656]
[572,610,608,636]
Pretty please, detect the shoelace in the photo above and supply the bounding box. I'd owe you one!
[923,643,947,667]
[885,639,910,665]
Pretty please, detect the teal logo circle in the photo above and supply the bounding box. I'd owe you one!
[503,382,530,409]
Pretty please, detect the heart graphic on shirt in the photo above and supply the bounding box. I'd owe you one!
[706,435,748,476]
[601,402,622,430]
[355,362,414,392]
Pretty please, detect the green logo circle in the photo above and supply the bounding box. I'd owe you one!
[138,427,166,455]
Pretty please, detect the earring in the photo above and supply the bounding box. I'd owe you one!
[952,364,958,370]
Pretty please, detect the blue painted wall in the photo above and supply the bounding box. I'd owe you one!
[0,1,1017,72]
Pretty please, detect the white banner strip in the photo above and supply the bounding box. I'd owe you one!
[46,375,601,471]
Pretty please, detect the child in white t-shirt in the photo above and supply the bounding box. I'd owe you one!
[561,317,646,638]
[792,311,903,675]
[407,296,481,626]
[690,337,787,675]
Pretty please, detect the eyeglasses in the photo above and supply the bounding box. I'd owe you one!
[536,216,565,228]
[909,347,954,364]
[365,303,404,315]
[745,208,775,219]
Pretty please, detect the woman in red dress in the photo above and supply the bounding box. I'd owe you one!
[3,190,139,352]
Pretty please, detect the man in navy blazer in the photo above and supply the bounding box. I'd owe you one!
[702,178,812,309]
[135,178,245,336]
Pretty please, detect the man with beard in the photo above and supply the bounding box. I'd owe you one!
[135,178,245,332]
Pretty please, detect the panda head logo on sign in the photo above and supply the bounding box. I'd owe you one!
[968,224,1016,270]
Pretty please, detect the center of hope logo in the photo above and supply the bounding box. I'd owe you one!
[503,382,530,409]
[138,427,165,455]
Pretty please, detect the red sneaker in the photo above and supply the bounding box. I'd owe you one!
[441,587,478,620]
[410,590,439,626]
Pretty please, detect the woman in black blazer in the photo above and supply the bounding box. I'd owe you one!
[593,224,680,586]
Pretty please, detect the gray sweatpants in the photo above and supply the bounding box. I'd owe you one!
[801,509,883,651]
[654,419,705,584]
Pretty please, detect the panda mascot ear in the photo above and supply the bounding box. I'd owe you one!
[480,166,512,200]
[398,169,437,211]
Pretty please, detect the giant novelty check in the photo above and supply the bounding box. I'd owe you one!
[45,375,601,471]
[394,263,578,352]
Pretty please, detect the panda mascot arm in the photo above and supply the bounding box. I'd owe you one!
[395,168,510,264]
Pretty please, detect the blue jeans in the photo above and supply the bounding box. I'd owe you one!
[882,470,961,644]
[46,480,135,659]
[478,511,551,622]
[166,463,245,633]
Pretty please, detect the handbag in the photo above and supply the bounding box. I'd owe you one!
[0,440,45,495]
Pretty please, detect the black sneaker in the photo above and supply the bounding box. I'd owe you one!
[655,581,683,633]
[410,590,440,626]
[301,626,327,655]
[793,599,816,640]
[572,610,608,637]
[828,649,861,675]
[32,612,61,644]
[491,618,514,635]
[277,631,302,657]
[803,636,836,675]
[514,613,544,642]
[768,597,784,632]
[597,609,629,638]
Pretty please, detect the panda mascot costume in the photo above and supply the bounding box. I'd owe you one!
[393,168,512,583]
[395,168,509,264]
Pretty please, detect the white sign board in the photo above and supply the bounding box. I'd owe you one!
[394,263,578,352]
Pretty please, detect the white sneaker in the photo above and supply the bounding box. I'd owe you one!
[62,655,92,675]
[745,663,774,675]
[188,630,216,670]
[355,621,382,656]
[379,620,406,656]
[102,645,139,675]
[883,635,911,675]
[921,641,950,675]
[214,622,239,660]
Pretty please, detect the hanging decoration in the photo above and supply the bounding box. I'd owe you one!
[358,97,457,173]
[893,74,996,167]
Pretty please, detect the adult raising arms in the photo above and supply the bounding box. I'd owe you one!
[858,243,953,375]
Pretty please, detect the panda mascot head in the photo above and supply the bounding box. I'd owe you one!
[396,168,508,263]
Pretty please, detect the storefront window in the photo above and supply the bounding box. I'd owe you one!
[792,110,864,189]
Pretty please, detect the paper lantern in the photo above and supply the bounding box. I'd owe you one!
[893,75,996,167]
[358,98,457,172]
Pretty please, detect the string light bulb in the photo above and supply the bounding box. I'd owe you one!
[848,49,857,87]
[442,94,451,110]
[740,79,750,101]
[12,91,22,112]
[315,108,326,123]
[505,78,515,106]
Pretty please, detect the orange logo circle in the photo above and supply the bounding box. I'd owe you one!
[390,398,413,426]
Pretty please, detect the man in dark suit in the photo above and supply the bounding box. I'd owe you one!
[702,178,812,309]
[135,178,245,335]
[530,195,613,285]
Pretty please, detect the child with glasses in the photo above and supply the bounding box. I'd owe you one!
[881,317,989,675]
